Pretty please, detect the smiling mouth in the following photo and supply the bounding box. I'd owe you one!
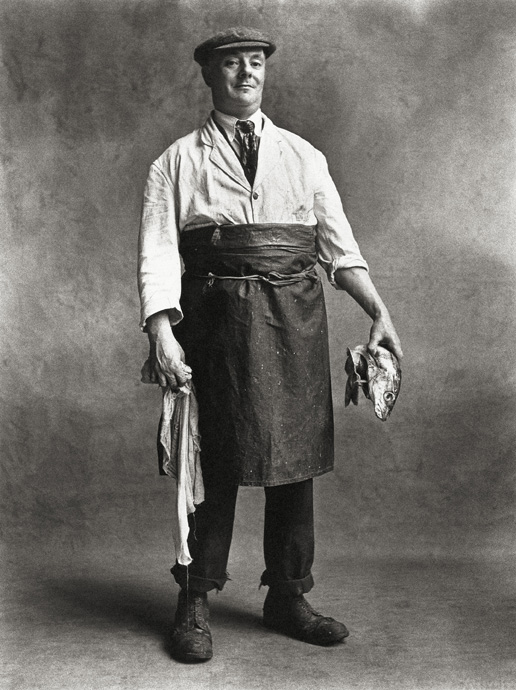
[236,84,254,88]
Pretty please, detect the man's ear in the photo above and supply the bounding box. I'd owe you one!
[201,65,212,87]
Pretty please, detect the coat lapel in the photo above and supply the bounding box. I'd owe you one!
[253,115,283,189]
[201,116,251,192]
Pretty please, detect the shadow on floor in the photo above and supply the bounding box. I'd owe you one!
[4,555,516,689]
[23,572,263,658]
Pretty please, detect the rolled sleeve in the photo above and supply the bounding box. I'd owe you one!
[138,162,183,329]
[313,151,368,286]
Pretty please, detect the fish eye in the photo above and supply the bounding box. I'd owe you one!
[384,392,395,402]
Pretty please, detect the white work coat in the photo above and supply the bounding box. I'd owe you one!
[138,112,368,329]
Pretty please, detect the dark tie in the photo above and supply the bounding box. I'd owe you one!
[236,120,258,185]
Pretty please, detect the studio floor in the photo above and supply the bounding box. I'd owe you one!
[2,547,516,690]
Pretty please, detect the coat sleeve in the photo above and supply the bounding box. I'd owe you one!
[138,161,183,329]
[313,150,369,285]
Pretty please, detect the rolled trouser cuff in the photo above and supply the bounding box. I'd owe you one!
[171,563,229,592]
[260,570,314,596]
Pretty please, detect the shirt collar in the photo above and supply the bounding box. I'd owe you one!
[213,108,263,139]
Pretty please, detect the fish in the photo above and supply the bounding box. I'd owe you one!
[345,345,402,421]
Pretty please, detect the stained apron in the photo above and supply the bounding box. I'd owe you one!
[170,223,334,487]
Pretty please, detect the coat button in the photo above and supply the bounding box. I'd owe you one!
[252,191,259,199]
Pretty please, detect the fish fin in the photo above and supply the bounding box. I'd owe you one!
[345,379,353,407]
[345,349,355,406]
[345,349,355,377]
[356,353,370,400]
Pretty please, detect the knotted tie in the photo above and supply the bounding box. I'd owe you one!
[236,119,258,185]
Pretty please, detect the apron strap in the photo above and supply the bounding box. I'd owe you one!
[187,267,319,290]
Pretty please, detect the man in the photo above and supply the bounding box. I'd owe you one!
[138,27,402,662]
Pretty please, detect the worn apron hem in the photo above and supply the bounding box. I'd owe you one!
[237,466,333,488]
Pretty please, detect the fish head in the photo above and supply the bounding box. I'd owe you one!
[366,346,402,421]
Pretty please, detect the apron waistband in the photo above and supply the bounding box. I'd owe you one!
[180,224,317,253]
[186,268,319,288]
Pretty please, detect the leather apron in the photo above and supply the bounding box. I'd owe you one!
[172,223,334,487]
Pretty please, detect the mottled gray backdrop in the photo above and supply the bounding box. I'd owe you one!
[1,0,515,571]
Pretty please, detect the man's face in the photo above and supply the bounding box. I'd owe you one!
[204,49,266,116]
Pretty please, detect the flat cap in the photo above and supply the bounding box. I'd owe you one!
[194,27,276,66]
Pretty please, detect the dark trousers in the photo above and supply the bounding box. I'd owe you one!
[171,476,315,596]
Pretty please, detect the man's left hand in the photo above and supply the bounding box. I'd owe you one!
[368,314,403,362]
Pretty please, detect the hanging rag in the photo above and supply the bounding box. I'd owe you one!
[159,382,204,565]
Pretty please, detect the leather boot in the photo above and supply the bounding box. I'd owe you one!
[170,589,213,662]
[263,589,349,646]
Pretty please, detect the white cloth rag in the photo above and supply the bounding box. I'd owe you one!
[159,383,204,566]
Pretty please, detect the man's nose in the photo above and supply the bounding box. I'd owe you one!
[238,62,252,77]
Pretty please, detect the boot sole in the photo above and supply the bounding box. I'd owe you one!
[174,651,213,663]
[170,644,213,663]
[263,618,349,646]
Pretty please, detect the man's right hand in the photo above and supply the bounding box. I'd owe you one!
[142,311,192,389]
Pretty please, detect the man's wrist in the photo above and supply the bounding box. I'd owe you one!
[146,310,173,338]
[372,307,390,322]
